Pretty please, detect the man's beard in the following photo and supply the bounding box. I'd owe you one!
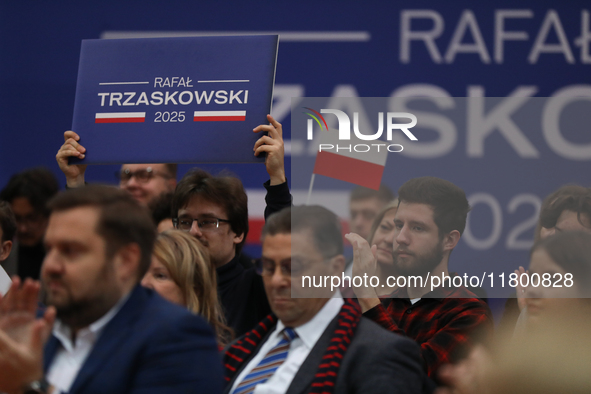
[43,260,122,330]
[394,241,444,278]
[54,295,121,330]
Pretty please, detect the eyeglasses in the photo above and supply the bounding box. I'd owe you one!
[255,258,293,276]
[115,167,172,184]
[173,217,231,232]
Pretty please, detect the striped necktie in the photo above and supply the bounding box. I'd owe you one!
[231,327,297,394]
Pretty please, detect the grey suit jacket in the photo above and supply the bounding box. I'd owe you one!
[224,315,428,394]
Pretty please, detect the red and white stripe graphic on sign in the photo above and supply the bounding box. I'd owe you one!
[95,112,146,123]
[193,111,246,122]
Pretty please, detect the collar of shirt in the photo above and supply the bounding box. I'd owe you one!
[275,291,344,350]
[52,290,132,352]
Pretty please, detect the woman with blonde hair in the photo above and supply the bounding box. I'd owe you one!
[142,229,232,347]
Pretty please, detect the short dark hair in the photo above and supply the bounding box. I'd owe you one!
[263,206,343,259]
[0,167,59,217]
[532,231,591,297]
[48,185,156,280]
[350,184,395,203]
[151,192,174,225]
[397,176,471,236]
[172,169,248,254]
[164,164,178,179]
[539,185,591,231]
[0,201,16,242]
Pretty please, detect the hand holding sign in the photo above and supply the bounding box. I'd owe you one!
[253,114,285,186]
[56,130,87,188]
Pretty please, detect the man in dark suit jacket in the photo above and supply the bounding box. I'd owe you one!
[42,285,220,394]
[223,206,428,394]
[0,185,221,394]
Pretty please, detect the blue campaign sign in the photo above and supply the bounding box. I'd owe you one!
[71,35,278,164]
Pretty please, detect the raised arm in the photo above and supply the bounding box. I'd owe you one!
[253,115,292,220]
[56,130,87,188]
[253,114,286,186]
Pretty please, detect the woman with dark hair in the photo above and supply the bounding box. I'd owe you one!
[142,229,233,347]
[501,185,591,333]
[523,230,591,329]
[437,231,591,394]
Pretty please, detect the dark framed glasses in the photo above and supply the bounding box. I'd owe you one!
[115,167,172,184]
[173,217,231,232]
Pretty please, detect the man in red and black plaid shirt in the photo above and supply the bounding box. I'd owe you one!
[347,176,493,381]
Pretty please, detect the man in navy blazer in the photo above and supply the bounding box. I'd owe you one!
[0,185,222,394]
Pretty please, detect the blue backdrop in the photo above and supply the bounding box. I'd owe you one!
[1,1,590,300]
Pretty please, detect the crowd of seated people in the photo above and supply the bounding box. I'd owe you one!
[0,116,589,393]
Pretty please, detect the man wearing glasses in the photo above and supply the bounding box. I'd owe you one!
[223,206,426,394]
[56,131,177,209]
[113,163,177,208]
[169,114,289,337]
[170,167,275,337]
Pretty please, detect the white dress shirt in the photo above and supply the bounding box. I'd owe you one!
[230,293,344,394]
[46,293,130,393]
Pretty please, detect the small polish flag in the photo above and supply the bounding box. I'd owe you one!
[193,110,246,122]
[312,127,388,190]
[95,112,146,123]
